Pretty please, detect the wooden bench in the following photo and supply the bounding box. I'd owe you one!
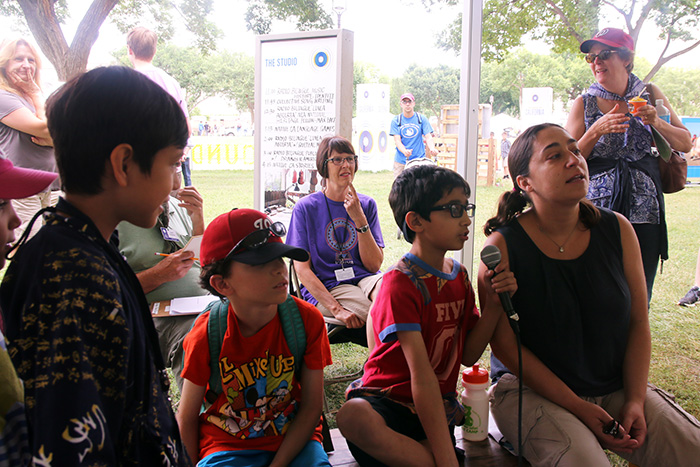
[327,427,529,466]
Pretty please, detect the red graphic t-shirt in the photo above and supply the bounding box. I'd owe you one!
[362,255,479,403]
[182,297,332,459]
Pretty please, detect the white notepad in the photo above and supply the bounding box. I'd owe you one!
[168,295,216,315]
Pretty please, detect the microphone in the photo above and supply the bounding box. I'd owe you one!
[480,245,519,324]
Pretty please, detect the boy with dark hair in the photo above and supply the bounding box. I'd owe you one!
[336,165,516,467]
[0,66,191,465]
[177,208,332,467]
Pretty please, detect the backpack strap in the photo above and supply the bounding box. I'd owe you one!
[202,298,229,408]
[398,113,422,127]
[201,295,306,413]
[278,295,306,371]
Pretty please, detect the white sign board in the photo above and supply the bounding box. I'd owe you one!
[355,83,393,172]
[521,87,553,128]
[255,30,353,212]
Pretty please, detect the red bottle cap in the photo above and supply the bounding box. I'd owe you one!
[462,363,489,384]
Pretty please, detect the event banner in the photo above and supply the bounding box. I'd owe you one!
[255,30,353,213]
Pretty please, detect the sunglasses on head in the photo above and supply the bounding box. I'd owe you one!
[225,222,287,260]
[584,50,618,63]
[430,202,476,218]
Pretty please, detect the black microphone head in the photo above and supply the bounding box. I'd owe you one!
[480,244,502,270]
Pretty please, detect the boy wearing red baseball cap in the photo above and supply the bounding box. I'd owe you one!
[177,208,332,467]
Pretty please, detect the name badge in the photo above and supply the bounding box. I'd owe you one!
[160,227,179,242]
[334,267,355,282]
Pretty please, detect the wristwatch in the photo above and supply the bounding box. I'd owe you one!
[357,224,370,234]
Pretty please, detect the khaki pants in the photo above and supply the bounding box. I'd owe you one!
[11,191,62,241]
[393,161,405,179]
[490,373,700,466]
[314,274,383,324]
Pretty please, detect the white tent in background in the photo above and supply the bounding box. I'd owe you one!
[490,113,522,137]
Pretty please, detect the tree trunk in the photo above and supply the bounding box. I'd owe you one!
[17,0,119,81]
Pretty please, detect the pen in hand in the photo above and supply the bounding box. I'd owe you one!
[155,252,199,261]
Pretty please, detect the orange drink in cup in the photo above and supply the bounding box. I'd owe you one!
[628,96,646,114]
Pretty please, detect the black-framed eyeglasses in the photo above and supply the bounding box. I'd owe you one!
[584,50,618,63]
[325,155,358,166]
[430,202,476,218]
[225,222,287,259]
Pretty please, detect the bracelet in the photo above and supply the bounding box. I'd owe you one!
[357,224,370,234]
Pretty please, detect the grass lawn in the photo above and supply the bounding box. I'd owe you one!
[191,168,699,464]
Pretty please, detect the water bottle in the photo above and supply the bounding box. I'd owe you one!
[656,99,671,123]
[461,364,490,442]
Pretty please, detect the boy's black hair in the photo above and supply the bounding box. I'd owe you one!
[389,165,471,243]
[46,66,189,195]
[199,258,234,298]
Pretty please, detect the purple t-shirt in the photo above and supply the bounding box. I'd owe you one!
[287,190,384,305]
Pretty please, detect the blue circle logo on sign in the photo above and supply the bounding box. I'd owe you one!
[314,51,329,68]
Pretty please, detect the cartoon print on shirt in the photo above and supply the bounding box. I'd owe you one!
[207,350,298,439]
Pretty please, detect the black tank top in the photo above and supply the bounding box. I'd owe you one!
[492,208,630,396]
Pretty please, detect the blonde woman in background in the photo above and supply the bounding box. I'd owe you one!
[0,38,59,240]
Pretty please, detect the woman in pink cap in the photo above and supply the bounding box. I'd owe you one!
[0,157,56,466]
[565,28,691,301]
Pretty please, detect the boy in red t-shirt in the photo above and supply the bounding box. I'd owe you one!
[177,208,332,466]
[336,165,517,467]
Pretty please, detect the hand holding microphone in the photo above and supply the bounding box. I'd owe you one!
[481,245,520,332]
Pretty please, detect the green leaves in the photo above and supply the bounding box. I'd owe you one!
[243,0,333,35]
[430,0,700,82]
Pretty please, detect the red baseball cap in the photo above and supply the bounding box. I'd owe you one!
[400,93,415,102]
[0,157,57,200]
[200,208,309,267]
[580,28,634,53]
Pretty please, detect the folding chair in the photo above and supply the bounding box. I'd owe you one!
[288,261,368,451]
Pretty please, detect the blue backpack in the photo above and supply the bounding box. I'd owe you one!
[197,295,306,411]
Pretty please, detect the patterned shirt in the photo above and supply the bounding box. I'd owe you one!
[0,198,190,466]
[583,92,659,224]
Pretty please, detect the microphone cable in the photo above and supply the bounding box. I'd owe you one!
[481,245,523,466]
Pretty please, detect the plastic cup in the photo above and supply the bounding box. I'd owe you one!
[628,96,647,114]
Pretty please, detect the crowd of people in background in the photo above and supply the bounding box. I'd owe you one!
[2,25,700,467]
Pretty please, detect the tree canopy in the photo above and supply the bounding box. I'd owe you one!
[391,64,461,118]
[432,0,700,81]
[0,0,219,80]
[243,0,332,35]
[114,44,255,120]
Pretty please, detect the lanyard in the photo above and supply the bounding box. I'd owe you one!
[323,192,351,266]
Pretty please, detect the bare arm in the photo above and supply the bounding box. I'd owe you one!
[344,183,383,272]
[425,133,438,157]
[176,379,206,464]
[1,70,51,140]
[466,234,517,366]
[393,134,412,159]
[135,250,195,294]
[398,330,458,466]
[565,96,629,159]
[1,106,51,140]
[270,366,324,467]
[293,260,364,328]
[615,213,651,446]
[174,186,205,236]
